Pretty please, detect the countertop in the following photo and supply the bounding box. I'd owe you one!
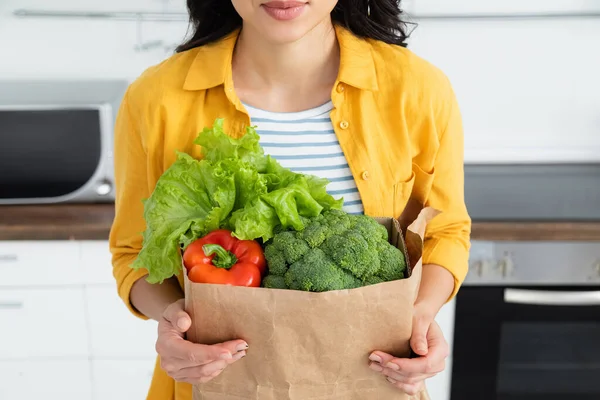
[1,204,600,241]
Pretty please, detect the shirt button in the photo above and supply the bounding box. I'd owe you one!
[336,83,345,93]
[339,120,349,129]
[361,170,370,180]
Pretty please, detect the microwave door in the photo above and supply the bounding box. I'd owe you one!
[451,286,600,400]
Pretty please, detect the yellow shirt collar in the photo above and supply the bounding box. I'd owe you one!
[183,24,378,92]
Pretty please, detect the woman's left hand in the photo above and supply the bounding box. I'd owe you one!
[368,313,449,395]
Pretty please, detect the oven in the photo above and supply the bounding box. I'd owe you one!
[450,240,600,400]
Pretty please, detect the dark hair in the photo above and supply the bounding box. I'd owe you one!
[176,0,413,53]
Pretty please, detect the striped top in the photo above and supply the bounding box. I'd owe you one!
[244,101,364,215]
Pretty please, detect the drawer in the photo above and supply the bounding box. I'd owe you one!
[86,285,158,358]
[92,359,155,400]
[81,241,114,284]
[0,241,82,286]
[0,288,89,359]
[0,359,92,400]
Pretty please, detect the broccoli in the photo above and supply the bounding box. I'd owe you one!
[262,275,288,289]
[261,210,407,292]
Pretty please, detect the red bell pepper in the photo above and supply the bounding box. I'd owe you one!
[182,229,266,287]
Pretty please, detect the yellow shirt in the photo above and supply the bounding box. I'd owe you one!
[109,24,471,400]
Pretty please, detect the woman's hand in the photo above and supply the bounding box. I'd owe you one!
[156,299,248,384]
[368,316,449,395]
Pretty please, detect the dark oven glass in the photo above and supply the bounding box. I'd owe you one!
[451,286,600,400]
[0,108,101,199]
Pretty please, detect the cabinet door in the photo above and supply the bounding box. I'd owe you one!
[412,0,600,16]
[92,359,155,400]
[86,285,158,359]
[0,360,92,400]
[81,240,114,285]
[0,288,88,359]
[0,241,82,286]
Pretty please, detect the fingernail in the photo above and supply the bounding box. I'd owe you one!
[368,354,382,364]
[369,362,383,372]
[236,343,249,352]
[386,362,399,371]
[233,350,246,360]
[177,318,187,330]
[219,352,232,360]
[386,377,397,384]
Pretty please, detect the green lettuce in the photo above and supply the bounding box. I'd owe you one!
[131,119,343,284]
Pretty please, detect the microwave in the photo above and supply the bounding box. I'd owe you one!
[0,80,128,204]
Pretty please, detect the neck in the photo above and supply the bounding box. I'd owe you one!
[232,20,339,90]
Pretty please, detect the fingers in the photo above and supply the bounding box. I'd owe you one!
[171,350,247,383]
[385,377,424,396]
[157,336,247,365]
[156,333,248,384]
[369,321,449,394]
[162,299,192,333]
[410,310,433,356]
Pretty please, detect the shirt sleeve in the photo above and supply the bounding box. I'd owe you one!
[422,80,472,302]
[108,88,151,320]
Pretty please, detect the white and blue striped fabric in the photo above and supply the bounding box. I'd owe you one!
[244,101,364,215]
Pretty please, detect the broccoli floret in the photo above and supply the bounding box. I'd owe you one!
[264,244,288,276]
[321,231,380,279]
[261,210,407,292]
[262,275,288,289]
[351,215,389,244]
[298,219,330,248]
[271,231,310,264]
[372,240,407,281]
[284,249,361,292]
[363,275,385,286]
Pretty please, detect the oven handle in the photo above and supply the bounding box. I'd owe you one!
[504,289,600,306]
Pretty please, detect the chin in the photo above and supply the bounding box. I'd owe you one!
[257,24,317,44]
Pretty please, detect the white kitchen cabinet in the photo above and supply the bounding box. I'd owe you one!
[81,241,115,285]
[408,17,600,163]
[5,0,187,14]
[0,287,89,359]
[86,285,158,359]
[0,359,92,400]
[0,241,83,287]
[411,0,600,16]
[92,359,155,400]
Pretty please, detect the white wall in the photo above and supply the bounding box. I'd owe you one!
[1,1,599,163]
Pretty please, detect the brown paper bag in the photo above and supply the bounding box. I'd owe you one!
[184,207,438,400]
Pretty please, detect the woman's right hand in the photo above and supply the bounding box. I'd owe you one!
[156,299,248,384]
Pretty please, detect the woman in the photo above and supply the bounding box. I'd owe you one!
[109,0,471,399]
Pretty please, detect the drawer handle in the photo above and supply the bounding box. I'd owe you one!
[504,289,600,306]
[0,302,23,309]
[0,254,18,263]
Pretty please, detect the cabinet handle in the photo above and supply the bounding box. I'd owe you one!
[0,302,23,309]
[504,289,600,306]
[0,254,18,263]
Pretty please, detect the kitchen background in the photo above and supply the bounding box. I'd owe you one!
[0,1,599,400]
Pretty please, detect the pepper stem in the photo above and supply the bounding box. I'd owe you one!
[203,244,238,269]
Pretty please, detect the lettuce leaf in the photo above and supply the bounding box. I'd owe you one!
[132,118,343,283]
